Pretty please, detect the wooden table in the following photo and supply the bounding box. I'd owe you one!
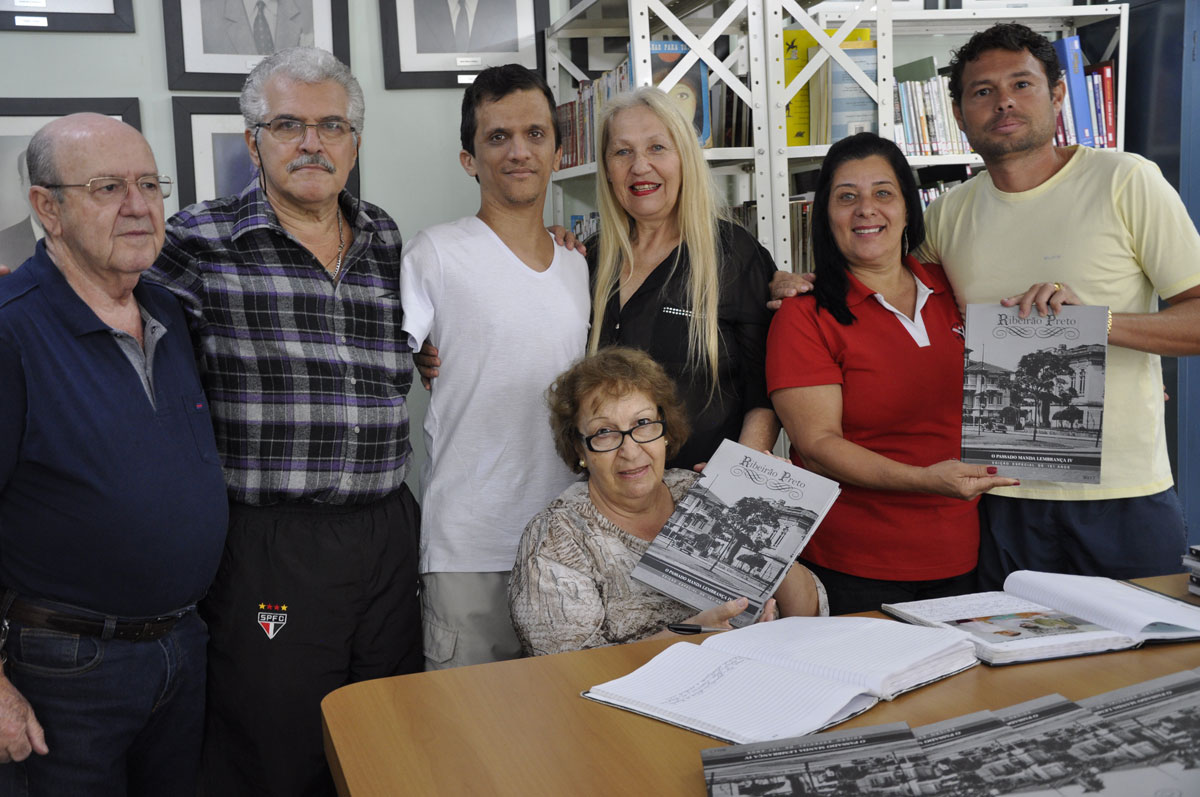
[322,574,1200,796]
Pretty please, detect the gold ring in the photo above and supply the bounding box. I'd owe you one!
[1053,282,1062,291]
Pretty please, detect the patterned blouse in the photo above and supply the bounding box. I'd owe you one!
[508,470,829,656]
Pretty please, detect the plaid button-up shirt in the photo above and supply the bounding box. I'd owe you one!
[149,181,412,506]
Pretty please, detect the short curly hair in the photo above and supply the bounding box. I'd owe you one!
[948,22,1061,105]
[547,347,691,474]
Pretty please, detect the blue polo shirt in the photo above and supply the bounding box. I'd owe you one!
[0,243,228,617]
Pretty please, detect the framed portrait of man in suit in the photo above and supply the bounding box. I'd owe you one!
[162,0,350,91]
[0,98,140,271]
[380,0,548,89]
[171,96,359,208]
[0,0,133,32]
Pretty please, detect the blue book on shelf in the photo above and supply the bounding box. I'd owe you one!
[1052,36,1093,147]
[643,40,712,147]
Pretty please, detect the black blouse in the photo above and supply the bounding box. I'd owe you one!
[589,220,777,470]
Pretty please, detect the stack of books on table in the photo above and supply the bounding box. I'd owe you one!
[702,668,1200,796]
[1184,544,1200,596]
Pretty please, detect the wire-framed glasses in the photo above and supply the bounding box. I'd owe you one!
[254,117,356,143]
[581,420,666,453]
[42,175,173,203]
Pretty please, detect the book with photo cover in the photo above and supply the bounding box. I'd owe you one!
[583,616,976,744]
[882,570,1200,665]
[702,721,929,796]
[630,439,840,627]
[961,303,1108,483]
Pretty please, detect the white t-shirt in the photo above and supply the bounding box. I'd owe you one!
[920,146,1200,500]
[401,215,590,572]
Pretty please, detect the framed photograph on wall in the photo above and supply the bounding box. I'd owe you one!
[379,0,548,89]
[171,96,360,208]
[0,0,133,32]
[0,97,140,270]
[162,0,351,91]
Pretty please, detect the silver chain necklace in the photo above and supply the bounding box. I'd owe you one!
[330,211,346,280]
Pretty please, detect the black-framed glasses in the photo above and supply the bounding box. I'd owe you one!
[42,175,173,203]
[581,420,666,453]
[254,117,356,143]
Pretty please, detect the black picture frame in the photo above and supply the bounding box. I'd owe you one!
[379,0,549,89]
[162,0,351,92]
[0,97,141,270]
[0,0,134,33]
[171,95,360,208]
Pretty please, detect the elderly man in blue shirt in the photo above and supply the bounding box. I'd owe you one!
[0,113,228,795]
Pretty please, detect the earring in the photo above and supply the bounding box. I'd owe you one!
[578,459,587,469]
[901,228,909,259]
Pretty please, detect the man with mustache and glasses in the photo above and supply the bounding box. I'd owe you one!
[148,47,420,797]
[770,23,1200,591]
[0,114,227,794]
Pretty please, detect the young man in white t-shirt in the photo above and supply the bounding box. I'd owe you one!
[400,65,590,669]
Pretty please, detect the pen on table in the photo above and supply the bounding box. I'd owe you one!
[667,623,728,635]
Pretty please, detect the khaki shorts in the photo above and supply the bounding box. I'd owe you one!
[421,571,523,670]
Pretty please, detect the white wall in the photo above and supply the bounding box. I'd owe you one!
[0,1,499,489]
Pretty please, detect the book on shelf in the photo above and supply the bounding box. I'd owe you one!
[1052,36,1094,147]
[808,41,877,145]
[961,303,1107,483]
[649,40,712,147]
[781,27,870,147]
[882,569,1200,665]
[1085,60,1117,148]
[890,57,970,157]
[630,439,839,627]
[583,616,977,744]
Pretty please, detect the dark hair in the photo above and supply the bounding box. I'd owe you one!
[547,347,690,474]
[810,132,924,326]
[460,64,561,155]
[948,23,1062,105]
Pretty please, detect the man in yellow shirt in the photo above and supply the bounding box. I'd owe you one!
[920,23,1200,587]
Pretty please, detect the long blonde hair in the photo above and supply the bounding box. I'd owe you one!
[591,86,726,393]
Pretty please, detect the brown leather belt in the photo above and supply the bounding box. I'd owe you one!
[4,599,190,642]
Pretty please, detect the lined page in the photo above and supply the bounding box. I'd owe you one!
[586,642,875,743]
[701,616,973,696]
[1007,571,1200,639]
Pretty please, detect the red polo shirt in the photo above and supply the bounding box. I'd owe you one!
[766,258,975,581]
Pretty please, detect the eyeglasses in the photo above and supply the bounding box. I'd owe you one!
[42,175,173,203]
[254,117,356,143]
[581,420,666,453]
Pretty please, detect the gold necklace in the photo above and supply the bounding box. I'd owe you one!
[330,211,346,280]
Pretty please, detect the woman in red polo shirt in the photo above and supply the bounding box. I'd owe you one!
[766,133,1018,615]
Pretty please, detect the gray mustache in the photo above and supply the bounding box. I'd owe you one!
[286,154,336,173]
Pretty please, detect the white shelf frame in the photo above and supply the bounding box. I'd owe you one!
[546,0,1129,272]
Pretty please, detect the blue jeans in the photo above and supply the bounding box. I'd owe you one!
[0,610,207,797]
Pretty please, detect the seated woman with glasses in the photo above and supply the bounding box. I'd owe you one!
[508,347,826,657]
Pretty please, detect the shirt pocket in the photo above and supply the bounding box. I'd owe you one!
[183,393,222,466]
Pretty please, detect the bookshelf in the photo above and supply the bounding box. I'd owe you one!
[543,0,1129,271]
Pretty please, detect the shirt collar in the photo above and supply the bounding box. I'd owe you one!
[843,254,945,308]
[26,239,165,338]
[231,177,379,244]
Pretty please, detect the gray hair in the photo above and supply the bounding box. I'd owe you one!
[239,46,365,134]
[25,127,62,201]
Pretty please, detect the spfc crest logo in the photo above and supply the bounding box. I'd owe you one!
[258,603,287,639]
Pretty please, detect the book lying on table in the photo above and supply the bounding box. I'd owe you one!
[582,616,976,744]
[960,303,1107,483]
[882,570,1200,665]
[631,439,840,627]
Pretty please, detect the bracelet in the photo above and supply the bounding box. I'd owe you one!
[1107,308,1113,337]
